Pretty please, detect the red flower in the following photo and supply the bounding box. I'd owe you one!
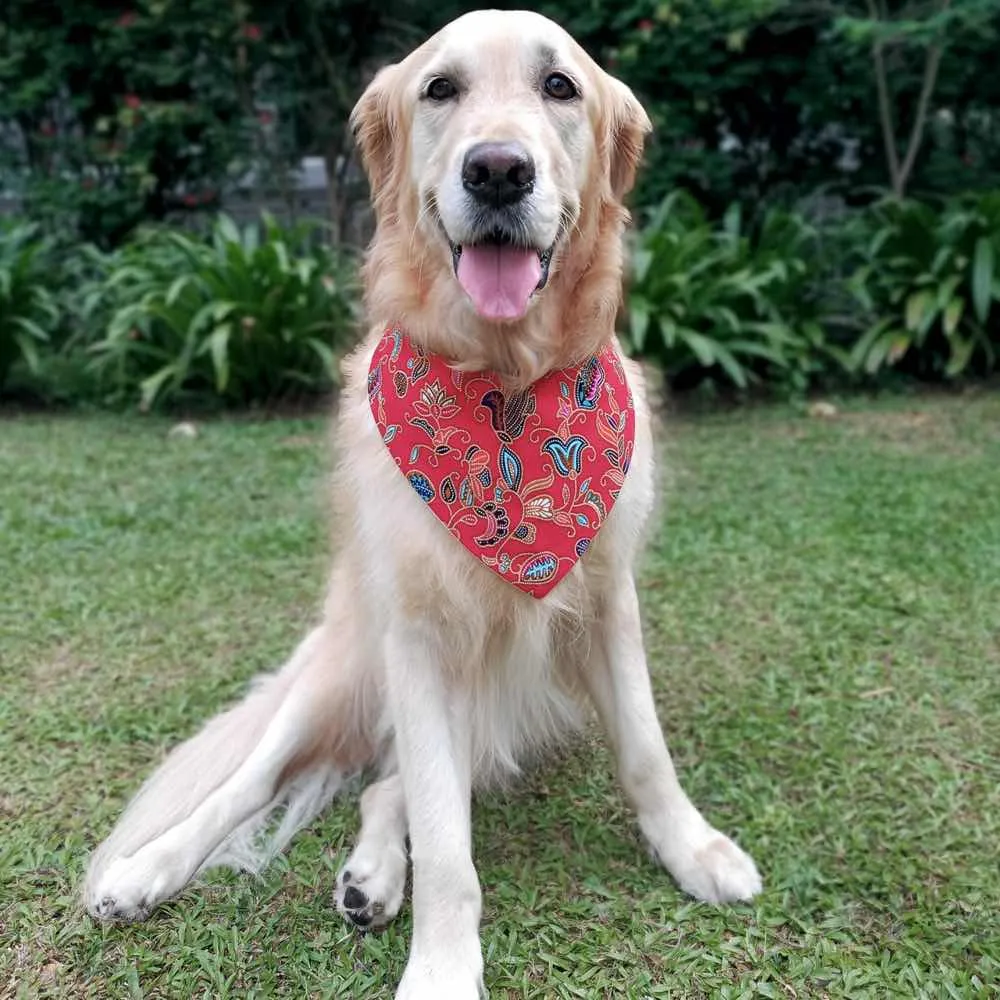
[241,23,262,41]
[39,121,56,137]
[182,194,199,207]
[116,11,137,28]
[257,110,274,126]
[637,18,654,32]
[124,94,142,110]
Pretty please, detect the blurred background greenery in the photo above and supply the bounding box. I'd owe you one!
[2,0,999,409]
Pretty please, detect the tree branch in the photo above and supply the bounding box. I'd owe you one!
[896,0,952,196]
[866,0,902,194]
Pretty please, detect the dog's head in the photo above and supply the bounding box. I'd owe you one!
[352,10,650,378]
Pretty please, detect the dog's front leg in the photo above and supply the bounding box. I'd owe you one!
[587,575,762,904]
[385,625,484,1000]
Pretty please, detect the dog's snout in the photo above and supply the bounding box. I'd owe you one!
[461,142,535,207]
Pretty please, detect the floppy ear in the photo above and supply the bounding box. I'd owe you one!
[606,78,652,200]
[350,64,402,215]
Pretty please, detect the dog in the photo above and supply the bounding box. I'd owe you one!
[84,10,761,998]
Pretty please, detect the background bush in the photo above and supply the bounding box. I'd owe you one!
[625,190,1000,392]
[1,217,356,409]
[628,192,833,392]
[4,1,999,245]
[0,222,60,390]
[2,0,999,408]
[846,194,1000,379]
[81,216,356,409]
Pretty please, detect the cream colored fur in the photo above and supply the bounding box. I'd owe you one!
[84,12,761,999]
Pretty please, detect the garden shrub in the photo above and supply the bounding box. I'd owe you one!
[0,223,60,390]
[4,192,1000,409]
[77,215,358,410]
[625,189,1000,394]
[626,191,839,392]
[846,193,1000,379]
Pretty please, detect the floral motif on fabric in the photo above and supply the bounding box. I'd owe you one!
[368,326,635,598]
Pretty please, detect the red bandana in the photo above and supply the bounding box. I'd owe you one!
[368,327,635,598]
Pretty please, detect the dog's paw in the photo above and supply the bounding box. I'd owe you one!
[657,828,762,904]
[395,947,485,1000]
[85,844,191,922]
[335,841,408,930]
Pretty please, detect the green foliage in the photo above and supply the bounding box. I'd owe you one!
[530,0,1000,211]
[0,1,476,247]
[846,194,1000,379]
[626,188,1000,393]
[6,0,1000,247]
[627,191,832,391]
[831,0,1000,198]
[0,222,60,388]
[80,216,357,410]
[7,192,1000,408]
[0,1,257,247]
[834,0,1000,48]
[554,0,825,211]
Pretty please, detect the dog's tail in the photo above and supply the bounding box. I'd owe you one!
[85,615,378,909]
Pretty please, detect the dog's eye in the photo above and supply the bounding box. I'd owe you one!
[543,73,577,101]
[426,77,458,102]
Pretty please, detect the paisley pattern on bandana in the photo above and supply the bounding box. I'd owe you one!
[368,326,635,598]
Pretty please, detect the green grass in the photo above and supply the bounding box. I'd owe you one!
[2,391,999,999]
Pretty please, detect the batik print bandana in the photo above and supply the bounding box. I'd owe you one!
[367,327,635,598]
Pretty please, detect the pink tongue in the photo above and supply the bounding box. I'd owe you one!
[456,245,541,321]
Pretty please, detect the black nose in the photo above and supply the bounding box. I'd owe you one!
[461,142,535,207]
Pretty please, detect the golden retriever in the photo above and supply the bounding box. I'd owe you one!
[85,10,761,998]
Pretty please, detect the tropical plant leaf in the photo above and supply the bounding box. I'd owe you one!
[972,237,995,325]
[206,324,232,392]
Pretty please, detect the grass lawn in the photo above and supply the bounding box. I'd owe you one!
[2,390,999,999]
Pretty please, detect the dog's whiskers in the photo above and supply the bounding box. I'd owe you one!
[408,196,441,289]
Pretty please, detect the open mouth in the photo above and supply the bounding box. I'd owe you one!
[447,227,556,322]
